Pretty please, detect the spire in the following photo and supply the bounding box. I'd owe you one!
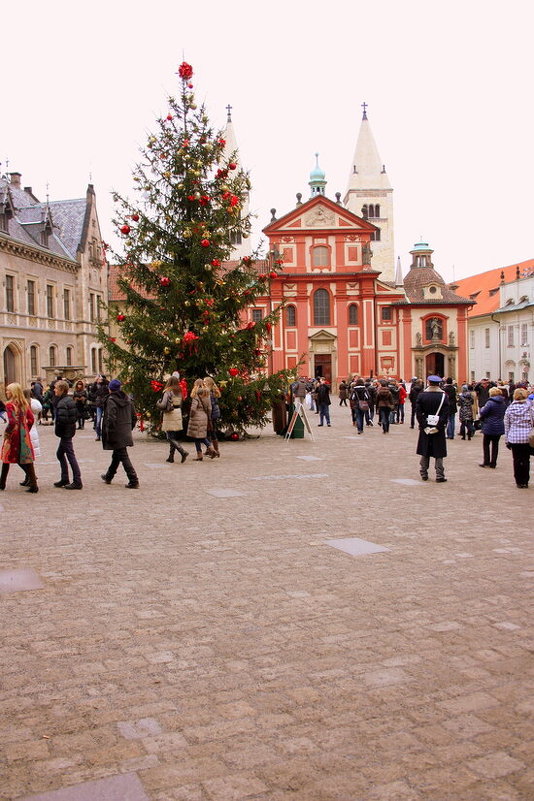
[345,105,391,193]
[220,107,251,260]
[309,153,327,197]
[395,256,403,287]
[222,106,239,162]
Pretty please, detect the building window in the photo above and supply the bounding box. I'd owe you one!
[98,349,103,373]
[485,328,490,348]
[367,204,380,218]
[89,293,95,322]
[508,371,514,382]
[313,289,330,326]
[66,347,72,366]
[27,280,36,315]
[96,296,101,322]
[286,305,296,326]
[30,345,38,376]
[470,330,475,348]
[91,348,97,373]
[370,229,381,241]
[381,306,392,322]
[507,325,514,347]
[5,275,14,312]
[312,246,329,267]
[520,323,528,345]
[230,231,242,245]
[252,308,263,323]
[49,345,56,367]
[63,289,71,320]
[348,304,358,325]
[46,285,54,318]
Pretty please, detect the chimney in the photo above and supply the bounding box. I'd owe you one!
[9,172,22,189]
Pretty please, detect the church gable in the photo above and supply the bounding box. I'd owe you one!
[263,195,378,237]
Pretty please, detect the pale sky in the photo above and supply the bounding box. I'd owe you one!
[3,0,533,283]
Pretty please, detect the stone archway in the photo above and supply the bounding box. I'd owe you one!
[425,351,445,377]
[3,344,19,389]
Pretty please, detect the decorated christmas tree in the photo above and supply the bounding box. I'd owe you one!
[101,61,294,433]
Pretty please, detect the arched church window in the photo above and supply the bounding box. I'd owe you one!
[286,305,296,327]
[374,204,380,217]
[313,289,330,326]
[49,345,56,367]
[312,246,329,267]
[348,304,358,325]
[368,205,375,218]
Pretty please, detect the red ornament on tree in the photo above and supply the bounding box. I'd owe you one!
[211,258,221,267]
[160,276,171,287]
[183,331,199,344]
[200,239,210,248]
[166,114,173,121]
[228,162,237,170]
[229,368,239,377]
[116,314,126,322]
[269,271,277,279]
[120,224,131,235]
[178,61,193,80]
[265,322,272,333]
[131,213,139,222]
[229,432,239,441]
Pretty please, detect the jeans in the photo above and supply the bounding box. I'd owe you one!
[510,443,531,486]
[446,413,456,439]
[318,403,331,425]
[410,404,417,428]
[95,406,103,437]
[398,404,405,423]
[482,434,501,467]
[166,431,187,456]
[56,437,81,483]
[355,407,366,433]
[379,407,390,432]
[194,437,212,454]
[420,455,445,480]
[105,446,138,483]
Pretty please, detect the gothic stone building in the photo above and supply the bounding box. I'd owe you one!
[0,171,107,392]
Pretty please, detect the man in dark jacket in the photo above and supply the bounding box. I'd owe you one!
[101,379,139,488]
[54,380,82,489]
[415,376,449,482]
[316,377,332,427]
[443,377,458,439]
[92,374,110,441]
[409,378,424,428]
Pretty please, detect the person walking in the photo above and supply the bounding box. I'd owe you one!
[397,380,407,424]
[187,379,216,460]
[350,378,370,434]
[338,380,349,406]
[72,380,88,430]
[504,388,534,488]
[54,380,82,489]
[443,377,458,439]
[458,385,475,440]
[316,377,332,427]
[156,376,189,463]
[376,380,394,433]
[0,383,38,492]
[478,387,506,468]
[92,374,109,441]
[415,375,449,482]
[204,376,222,458]
[101,379,139,488]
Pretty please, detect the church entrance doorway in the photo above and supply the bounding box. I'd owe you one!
[3,345,18,387]
[314,354,332,383]
[425,352,445,378]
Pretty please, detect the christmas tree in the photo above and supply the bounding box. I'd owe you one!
[101,61,294,433]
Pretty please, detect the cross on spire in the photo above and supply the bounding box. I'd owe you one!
[226,104,232,122]
[361,101,368,120]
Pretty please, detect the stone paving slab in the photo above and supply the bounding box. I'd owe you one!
[0,408,532,800]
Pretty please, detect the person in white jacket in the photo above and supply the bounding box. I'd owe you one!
[21,389,42,486]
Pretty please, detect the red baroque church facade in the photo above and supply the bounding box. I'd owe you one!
[238,109,471,384]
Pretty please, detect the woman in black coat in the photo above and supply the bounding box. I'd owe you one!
[101,380,139,488]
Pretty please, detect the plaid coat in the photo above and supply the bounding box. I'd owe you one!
[504,401,534,444]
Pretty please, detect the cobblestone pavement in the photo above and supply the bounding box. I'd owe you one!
[1,404,532,801]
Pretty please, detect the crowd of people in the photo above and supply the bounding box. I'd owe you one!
[1,371,532,494]
[0,372,224,494]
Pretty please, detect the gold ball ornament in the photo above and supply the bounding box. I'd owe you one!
[164,347,170,355]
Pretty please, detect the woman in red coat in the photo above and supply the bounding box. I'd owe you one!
[0,383,38,492]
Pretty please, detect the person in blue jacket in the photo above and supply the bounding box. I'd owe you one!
[478,386,507,468]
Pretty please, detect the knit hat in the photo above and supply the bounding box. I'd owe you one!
[109,379,122,391]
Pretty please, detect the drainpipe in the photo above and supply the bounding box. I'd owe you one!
[490,313,502,380]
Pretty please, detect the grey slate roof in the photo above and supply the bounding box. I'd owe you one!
[0,176,87,261]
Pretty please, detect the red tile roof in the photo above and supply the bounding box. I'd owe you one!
[451,258,534,317]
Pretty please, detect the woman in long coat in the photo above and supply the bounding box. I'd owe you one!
[186,380,216,461]
[0,383,38,492]
[156,376,189,463]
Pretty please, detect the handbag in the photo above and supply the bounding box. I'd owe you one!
[358,400,369,411]
[426,392,446,427]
